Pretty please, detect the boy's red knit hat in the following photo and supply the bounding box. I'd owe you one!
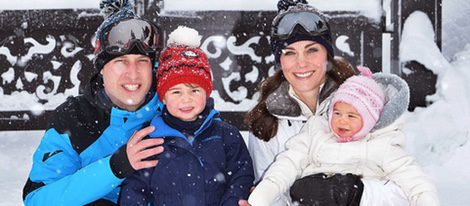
[156,26,212,100]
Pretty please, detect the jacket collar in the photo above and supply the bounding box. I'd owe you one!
[371,73,410,131]
[265,77,339,119]
[149,98,220,144]
[109,94,162,127]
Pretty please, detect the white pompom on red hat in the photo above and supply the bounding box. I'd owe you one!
[166,26,203,47]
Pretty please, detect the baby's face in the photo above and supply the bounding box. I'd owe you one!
[163,83,207,121]
[330,102,363,138]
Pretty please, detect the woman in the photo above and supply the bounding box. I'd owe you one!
[242,0,409,205]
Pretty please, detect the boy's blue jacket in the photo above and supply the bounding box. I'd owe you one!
[120,99,255,206]
[22,91,162,206]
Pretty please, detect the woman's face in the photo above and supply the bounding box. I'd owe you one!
[280,40,328,96]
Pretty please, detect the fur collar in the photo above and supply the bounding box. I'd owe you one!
[372,73,410,130]
[266,81,302,117]
[266,77,339,117]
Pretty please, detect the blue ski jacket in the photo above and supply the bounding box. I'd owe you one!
[23,92,162,206]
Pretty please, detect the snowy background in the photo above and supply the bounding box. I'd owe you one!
[1,0,470,205]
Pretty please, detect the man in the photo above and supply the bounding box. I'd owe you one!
[22,1,164,205]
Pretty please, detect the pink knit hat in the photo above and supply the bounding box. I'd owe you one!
[329,71,385,142]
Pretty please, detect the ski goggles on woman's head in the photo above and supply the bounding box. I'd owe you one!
[95,18,161,56]
[271,11,330,42]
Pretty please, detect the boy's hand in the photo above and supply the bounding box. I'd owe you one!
[238,200,251,206]
[237,186,255,206]
[127,126,164,170]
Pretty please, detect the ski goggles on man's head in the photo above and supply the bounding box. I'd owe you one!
[271,11,330,42]
[95,18,161,56]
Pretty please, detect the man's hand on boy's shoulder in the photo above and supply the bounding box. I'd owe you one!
[126,126,165,170]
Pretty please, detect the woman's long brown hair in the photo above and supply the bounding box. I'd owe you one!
[244,56,357,141]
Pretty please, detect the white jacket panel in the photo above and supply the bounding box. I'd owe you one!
[248,116,307,206]
[249,116,439,206]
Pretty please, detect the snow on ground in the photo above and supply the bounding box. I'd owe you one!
[442,0,470,60]
[0,131,42,205]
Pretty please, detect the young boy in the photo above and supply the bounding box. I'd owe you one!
[248,70,439,206]
[119,26,254,206]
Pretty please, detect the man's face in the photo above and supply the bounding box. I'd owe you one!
[101,54,153,111]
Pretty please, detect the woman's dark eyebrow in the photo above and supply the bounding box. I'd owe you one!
[305,42,318,49]
[284,42,319,50]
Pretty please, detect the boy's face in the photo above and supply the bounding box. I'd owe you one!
[101,54,153,112]
[163,83,207,121]
[330,102,363,138]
